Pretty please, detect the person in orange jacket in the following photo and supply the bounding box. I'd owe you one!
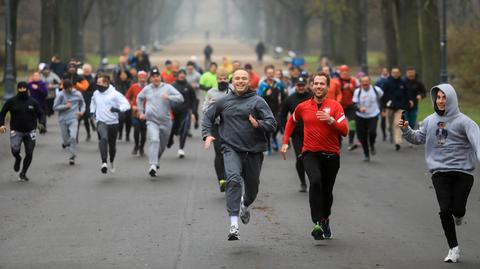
[161,60,176,84]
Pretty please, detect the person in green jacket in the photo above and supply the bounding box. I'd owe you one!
[199,62,218,91]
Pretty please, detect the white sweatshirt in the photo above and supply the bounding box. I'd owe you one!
[90,85,130,124]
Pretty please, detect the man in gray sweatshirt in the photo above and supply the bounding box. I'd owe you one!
[202,68,277,241]
[137,67,184,177]
[53,79,85,165]
[400,83,479,263]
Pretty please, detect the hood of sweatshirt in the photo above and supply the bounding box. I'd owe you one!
[430,84,460,119]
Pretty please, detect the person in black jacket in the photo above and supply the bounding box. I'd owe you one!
[168,69,197,158]
[382,67,413,151]
[202,69,277,241]
[405,67,427,129]
[279,77,311,192]
[0,82,46,182]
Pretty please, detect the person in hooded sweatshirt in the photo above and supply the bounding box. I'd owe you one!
[136,67,184,177]
[202,68,277,241]
[400,84,480,263]
[168,69,197,158]
[90,74,130,174]
[202,68,230,193]
[53,79,85,165]
[0,82,46,182]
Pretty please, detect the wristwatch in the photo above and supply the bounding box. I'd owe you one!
[328,117,334,125]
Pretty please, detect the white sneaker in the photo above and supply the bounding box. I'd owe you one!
[149,165,157,177]
[444,246,460,263]
[178,149,185,159]
[228,225,240,241]
[110,162,115,173]
[454,216,463,226]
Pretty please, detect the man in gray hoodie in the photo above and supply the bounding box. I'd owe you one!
[400,84,479,263]
[137,67,184,177]
[202,68,277,241]
[53,79,85,165]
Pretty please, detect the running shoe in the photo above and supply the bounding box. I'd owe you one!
[321,219,332,239]
[139,148,145,157]
[444,246,460,263]
[228,226,240,241]
[18,173,29,182]
[239,197,250,225]
[132,146,138,155]
[370,145,376,156]
[69,156,75,165]
[363,155,370,162]
[347,144,358,151]
[178,149,185,159]
[110,162,115,173]
[14,156,21,172]
[395,144,401,151]
[101,162,108,174]
[219,179,227,192]
[311,222,324,240]
[149,165,157,177]
[454,216,463,226]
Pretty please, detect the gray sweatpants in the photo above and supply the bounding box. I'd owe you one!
[147,120,172,166]
[223,146,264,216]
[59,119,78,157]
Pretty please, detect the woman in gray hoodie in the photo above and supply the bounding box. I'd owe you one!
[400,83,479,263]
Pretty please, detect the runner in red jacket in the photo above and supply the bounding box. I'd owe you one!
[281,72,348,240]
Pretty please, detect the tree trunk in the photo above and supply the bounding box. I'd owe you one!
[71,0,84,60]
[56,0,73,61]
[320,11,333,59]
[294,15,309,52]
[381,0,398,68]
[40,0,55,63]
[418,0,440,88]
[395,0,422,74]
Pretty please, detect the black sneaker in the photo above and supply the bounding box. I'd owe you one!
[149,165,157,177]
[18,173,29,182]
[370,146,376,156]
[395,144,401,151]
[101,163,108,174]
[139,148,145,157]
[14,156,22,172]
[132,147,138,155]
[311,222,324,240]
[69,156,75,165]
[321,219,332,239]
[62,143,69,149]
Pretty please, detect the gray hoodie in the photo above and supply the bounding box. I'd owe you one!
[53,89,86,122]
[402,84,480,174]
[202,90,277,153]
[136,82,184,125]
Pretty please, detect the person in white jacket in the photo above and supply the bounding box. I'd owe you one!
[90,74,130,174]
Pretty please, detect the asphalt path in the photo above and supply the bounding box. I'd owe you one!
[0,38,479,268]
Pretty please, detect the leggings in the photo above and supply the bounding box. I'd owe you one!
[97,122,119,163]
[432,171,474,248]
[291,133,306,185]
[10,130,36,175]
[303,151,340,223]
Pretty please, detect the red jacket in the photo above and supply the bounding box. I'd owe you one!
[125,83,145,118]
[339,77,357,108]
[283,98,348,155]
[161,69,176,84]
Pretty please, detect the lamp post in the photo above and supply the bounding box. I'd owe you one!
[440,0,448,83]
[361,0,368,75]
[3,0,16,101]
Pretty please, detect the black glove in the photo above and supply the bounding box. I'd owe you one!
[110,107,121,113]
[38,123,47,134]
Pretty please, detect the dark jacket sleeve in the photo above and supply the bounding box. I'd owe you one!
[33,100,46,126]
[279,97,290,130]
[255,98,277,134]
[201,98,222,139]
[0,99,12,126]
